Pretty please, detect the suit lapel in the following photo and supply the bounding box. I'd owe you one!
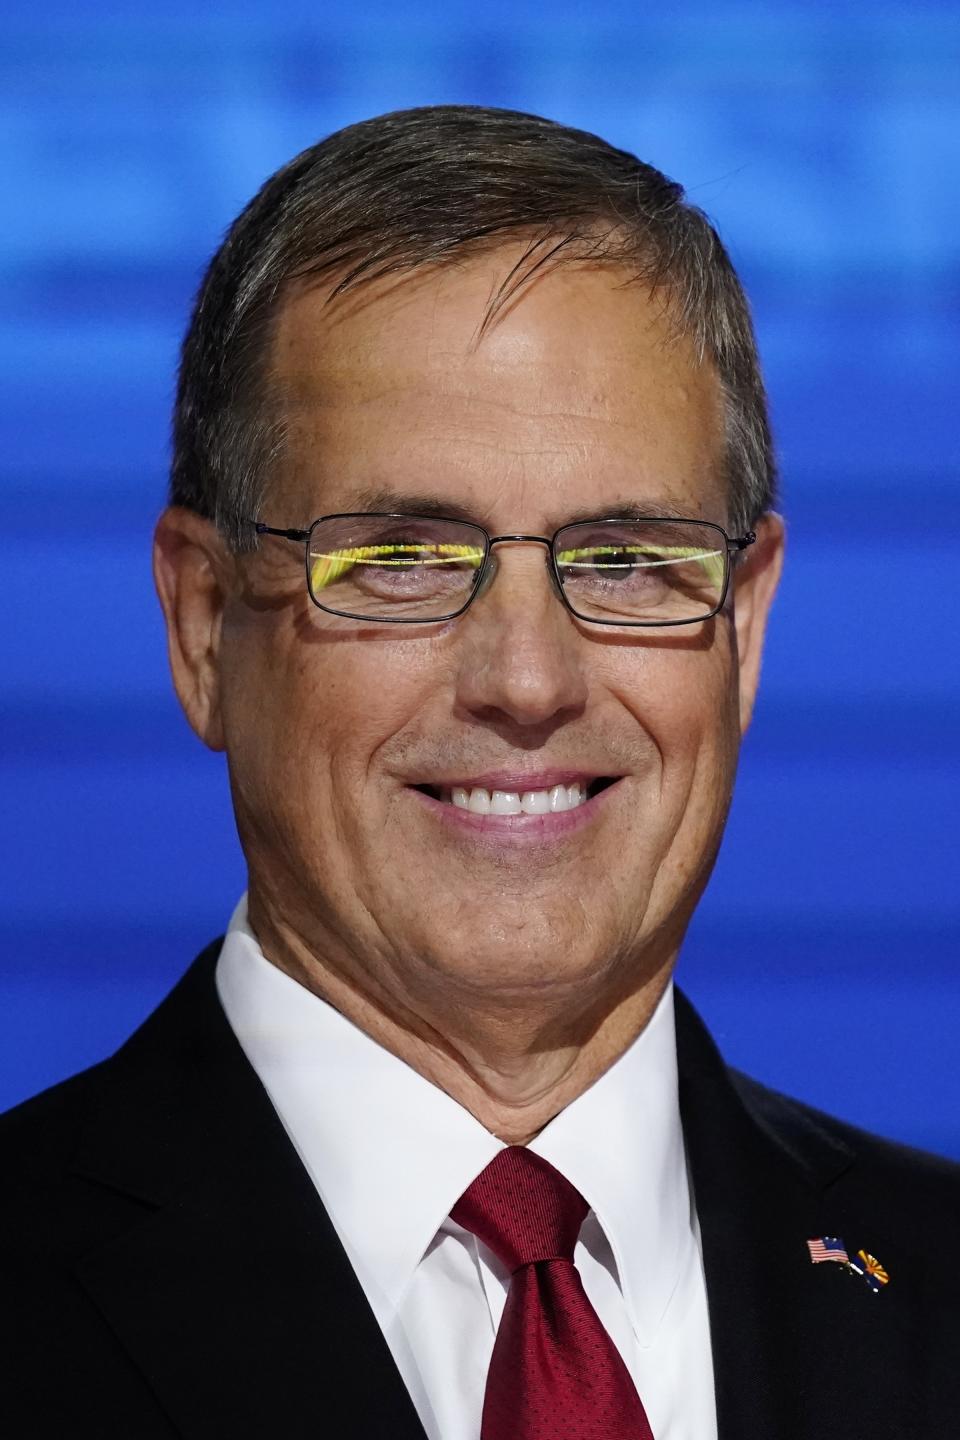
[70,943,428,1440]
[675,990,924,1440]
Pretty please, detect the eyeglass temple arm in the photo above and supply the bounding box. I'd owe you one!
[730,531,757,551]
[249,520,311,542]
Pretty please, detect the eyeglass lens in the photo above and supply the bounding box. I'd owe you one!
[306,514,728,623]
[554,519,727,624]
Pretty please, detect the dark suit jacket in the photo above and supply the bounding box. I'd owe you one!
[2,939,959,1438]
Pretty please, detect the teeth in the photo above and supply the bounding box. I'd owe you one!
[448,783,590,814]
[521,790,550,815]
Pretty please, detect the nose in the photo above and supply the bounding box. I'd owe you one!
[454,542,589,728]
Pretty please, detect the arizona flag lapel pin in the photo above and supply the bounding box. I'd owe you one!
[846,1249,891,1292]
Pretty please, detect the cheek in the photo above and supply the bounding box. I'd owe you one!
[617,633,734,736]
[666,672,741,894]
[615,640,740,817]
[264,634,447,824]
[311,636,436,748]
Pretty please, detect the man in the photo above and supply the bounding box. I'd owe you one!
[2,105,958,1439]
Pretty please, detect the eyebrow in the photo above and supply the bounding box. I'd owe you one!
[331,486,698,530]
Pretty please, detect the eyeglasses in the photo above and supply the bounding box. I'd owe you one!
[248,513,756,627]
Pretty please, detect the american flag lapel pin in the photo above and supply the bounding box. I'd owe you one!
[807,1235,850,1266]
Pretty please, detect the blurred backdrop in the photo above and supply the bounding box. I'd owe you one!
[2,1,958,1151]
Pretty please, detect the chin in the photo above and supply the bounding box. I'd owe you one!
[411,920,632,999]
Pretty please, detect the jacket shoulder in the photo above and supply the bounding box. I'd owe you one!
[0,1059,129,1287]
[0,1059,112,1174]
[0,939,224,1231]
[731,1066,960,1216]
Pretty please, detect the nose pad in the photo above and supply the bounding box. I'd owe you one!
[544,553,566,605]
[471,552,498,603]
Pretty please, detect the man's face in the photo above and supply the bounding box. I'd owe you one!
[191,250,781,1017]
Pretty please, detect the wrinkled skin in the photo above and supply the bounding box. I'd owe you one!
[154,251,783,1141]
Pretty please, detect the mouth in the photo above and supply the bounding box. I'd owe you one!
[410,775,620,816]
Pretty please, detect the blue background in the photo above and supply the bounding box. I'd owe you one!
[2,2,958,1154]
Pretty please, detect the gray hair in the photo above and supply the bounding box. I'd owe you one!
[171,105,776,548]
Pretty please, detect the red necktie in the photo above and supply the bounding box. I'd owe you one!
[451,1146,656,1439]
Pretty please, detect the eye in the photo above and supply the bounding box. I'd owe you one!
[583,544,647,575]
[557,540,660,580]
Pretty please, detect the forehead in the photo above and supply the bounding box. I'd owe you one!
[268,247,727,525]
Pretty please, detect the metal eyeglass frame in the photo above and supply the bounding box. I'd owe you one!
[247,513,757,627]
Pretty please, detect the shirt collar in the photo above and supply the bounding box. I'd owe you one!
[216,896,691,1342]
[528,979,692,1346]
[216,897,503,1315]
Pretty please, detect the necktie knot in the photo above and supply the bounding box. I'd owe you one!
[451,1146,588,1272]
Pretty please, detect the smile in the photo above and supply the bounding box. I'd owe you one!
[411,775,619,821]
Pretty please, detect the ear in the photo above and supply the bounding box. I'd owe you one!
[153,507,233,750]
[731,512,785,735]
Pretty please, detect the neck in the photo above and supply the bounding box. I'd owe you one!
[245,891,675,1144]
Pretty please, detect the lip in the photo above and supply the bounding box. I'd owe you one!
[407,774,623,846]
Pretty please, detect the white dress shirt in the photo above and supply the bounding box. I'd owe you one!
[216,896,717,1440]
